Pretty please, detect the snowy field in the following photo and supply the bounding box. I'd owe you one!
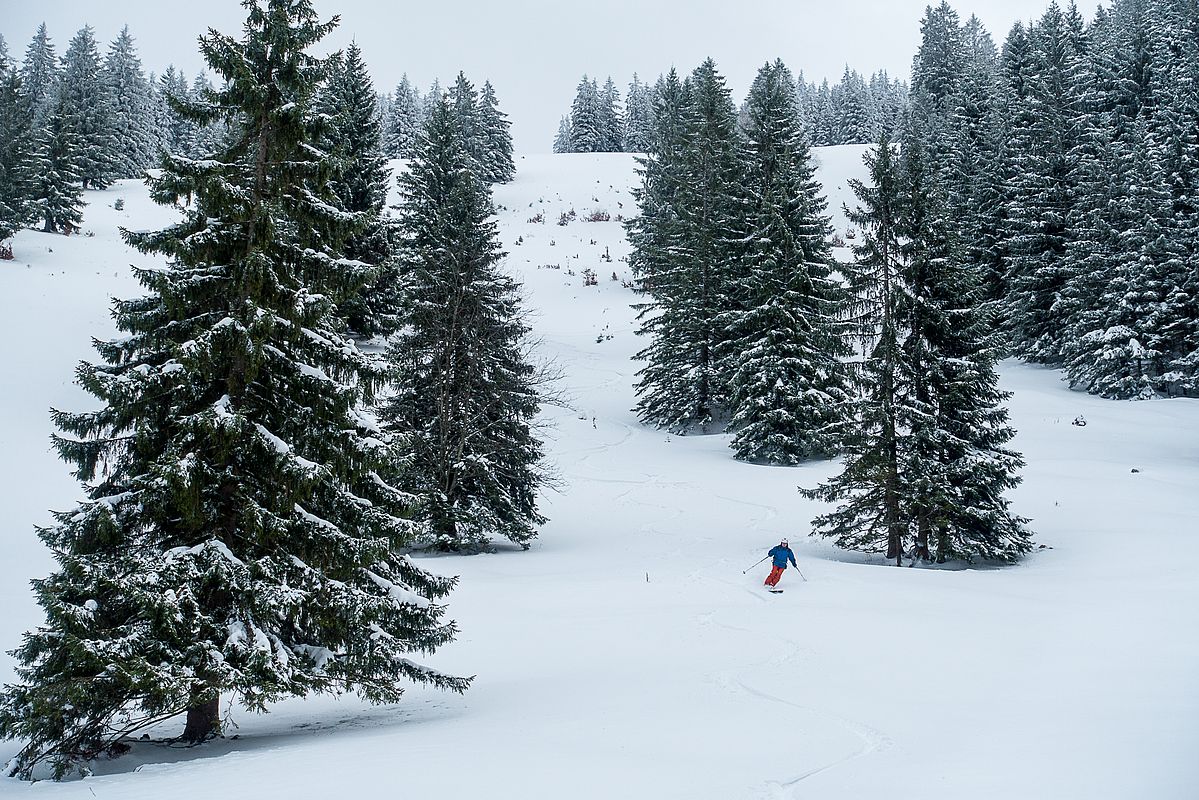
[1,146,1197,799]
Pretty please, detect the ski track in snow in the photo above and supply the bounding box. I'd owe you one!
[561,419,636,465]
[575,343,884,793]
[695,590,892,794]
[747,677,894,798]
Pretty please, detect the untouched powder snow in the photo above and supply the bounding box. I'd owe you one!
[0,146,1196,799]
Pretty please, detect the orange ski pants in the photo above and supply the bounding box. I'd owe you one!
[764,565,785,587]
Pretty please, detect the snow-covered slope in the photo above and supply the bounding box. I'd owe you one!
[1,146,1196,799]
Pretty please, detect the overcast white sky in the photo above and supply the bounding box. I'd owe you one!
[3,0,1066,152]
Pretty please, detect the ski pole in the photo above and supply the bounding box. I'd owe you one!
[742,555,770,574]
[794,565,807,582]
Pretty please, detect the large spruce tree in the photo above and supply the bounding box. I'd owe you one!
[0,1,468,780]
[59,26,113,190]
[477,80,516,183]
[804,135,1030,565]
[630,60,746,433]
[315,41,399,338]
[0,52,35,239]
[27,94,84,234]
[896,129,1031,563]
[103,26,157,180]
[1000,3,1085,364]
[19,23,59,127]
[724,60,850,463]
[382,95,547,552]
[803,138,911,562]
[569,75,603,153]
[623,73,654,152]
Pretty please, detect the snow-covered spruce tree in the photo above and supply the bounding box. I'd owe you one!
[315,41,399,338]
[422,78,442,122]
[870,71,909,142]
[59,26,113,190]
[102,26,157,180]
[27,93,84,234]
[623,73,654,152]
[631,59,745,433]
[569,75,603,153]
[1000,2,1085,365]
[724,60,850,464]
[552,115,572,153]
[944,17,1005,305]
[802,138,911,563]
[185,72,231,159]
[385,75,423,159]
[0,1,468,780]
[910,0,966,136]
[1140,0,1199,395]
[477,80,516,184]
[627,69,691,294]
[1055,16,1166,400]
[810,80,835,146]
[448,72,483,173]
[598,76,624,152]
[832,67,877,145]
[803,134,1031,565]
[0,54,36,239]
[154,67,194,157]
[19,23,59,127]
[382,95,547,551]
[895,127,1030,563]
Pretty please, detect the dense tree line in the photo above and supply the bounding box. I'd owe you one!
[377,72,515,183]
[803,129,1031,565]
[910,0,1199,398]
[629,0,1199,573]
[794,67,909,146]
[0,22,232,239]
[553,67,908,153]
[628,54,1030,565]
[0,0,544,780]
[0,23,518,249]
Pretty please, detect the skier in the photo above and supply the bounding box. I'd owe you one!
[764,539,798,591]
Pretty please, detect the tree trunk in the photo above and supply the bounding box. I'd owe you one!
[181,693,220,744]
[914,517,931,562]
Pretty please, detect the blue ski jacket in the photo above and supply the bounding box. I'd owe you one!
[769,545,797,569]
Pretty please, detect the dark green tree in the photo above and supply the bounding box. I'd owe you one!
[598,76,624,151]
[476,80,516,183]
[315,41,399,338]
[103,26,157,180]
[804,135,1032,565]
[0,1,468,780]
[27,94,84,234]
[803,138,910,562]
[631,59,746,432]
[1001,3,1085,364]
[18,23,59,127]
[552,115,572,153]
[382,95,547,552]
[0,53,36,239]
[59,26,113,190]
[569,75,602,153]
[623,73,654,152]
[384,75,422,158]
[725,60,850,463]
[897,128,1031,563]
